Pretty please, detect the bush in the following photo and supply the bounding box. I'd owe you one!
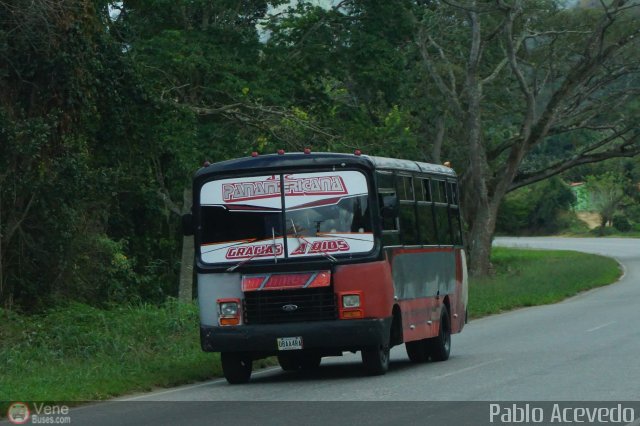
[626,204,640,224]
[497,178,575,235]
[590,226,617,236]
[612,214,632,232]
[560,211,590,234]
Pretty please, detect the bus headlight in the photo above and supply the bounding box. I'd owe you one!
[220,302,239,317]
[342,294,361,308]
[217,298,241,326]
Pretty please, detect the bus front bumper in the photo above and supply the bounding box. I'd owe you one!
[200,317,392,354]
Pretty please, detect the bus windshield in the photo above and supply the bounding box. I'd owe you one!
[199,170,374,264]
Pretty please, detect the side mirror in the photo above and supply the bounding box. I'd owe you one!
[182,213,194,236]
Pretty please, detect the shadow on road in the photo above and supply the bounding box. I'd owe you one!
[249,358,423,384]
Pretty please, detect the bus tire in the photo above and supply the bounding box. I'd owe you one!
[406,340,429,363]
[428,306,451,362]
[361,344,390,375]
[221,352,253,384]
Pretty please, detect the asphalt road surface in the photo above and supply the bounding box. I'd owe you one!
[60,237,640,425]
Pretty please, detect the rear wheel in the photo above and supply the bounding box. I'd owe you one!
[361,344,390,375]
[427,306,451,361]
[406,339,429,363]
[221,352,253,384]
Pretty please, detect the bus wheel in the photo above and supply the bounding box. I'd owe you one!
[361,344,390,375]
[406,340,429,363]
[428,306,451,362]
[221,352,253,384]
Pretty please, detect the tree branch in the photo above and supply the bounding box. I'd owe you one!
[509,129,640,191]
[416,26,463,116]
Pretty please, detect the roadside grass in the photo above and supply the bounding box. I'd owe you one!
[0,248,622,406]
[469,248,621,318]
[562,231,640,238]
[0,300,216,405]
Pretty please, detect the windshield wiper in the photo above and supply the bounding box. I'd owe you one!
[226,252,262,272]
[225,236,278,272]
[290,219,337,262]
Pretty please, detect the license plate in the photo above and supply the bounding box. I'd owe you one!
[277,336,303,351]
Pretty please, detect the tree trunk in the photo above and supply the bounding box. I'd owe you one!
[431,114,445,164]
[178,234,194,302]
[462,5,496,276]
[466,203,499,276]
[178,189,193,302]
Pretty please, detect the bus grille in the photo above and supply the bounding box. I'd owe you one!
[243,287,337,324]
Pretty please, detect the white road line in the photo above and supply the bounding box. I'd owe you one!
[433,359,503,379]
[586,321,616,333]
[120,366,282,401]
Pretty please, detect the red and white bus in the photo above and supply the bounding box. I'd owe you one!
[184,151,468,384]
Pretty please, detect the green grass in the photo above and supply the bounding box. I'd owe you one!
[562,230,640,238]
[0,300,218,405]
[0,248,622,406]
[469,248,621,318]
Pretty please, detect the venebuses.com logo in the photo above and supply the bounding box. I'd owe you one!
[7,402,30,424]
[6,402,71,424]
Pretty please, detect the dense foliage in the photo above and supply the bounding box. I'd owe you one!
[1,0,639,310]
[496,178,576,235]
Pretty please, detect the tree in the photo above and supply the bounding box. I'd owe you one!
[413,0,640,275]
[586,172,628,230]
[0,0,192,310]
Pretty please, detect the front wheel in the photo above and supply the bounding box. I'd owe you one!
[427,305,451,361]
[361,344,390,375]
[221,352,253,384]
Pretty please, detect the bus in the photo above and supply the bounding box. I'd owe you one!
[183,151,468,384]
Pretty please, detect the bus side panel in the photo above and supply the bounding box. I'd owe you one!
[197,273,242,327]
[387,247,457,342]
[398,298,440,342]
[333,260,394,319]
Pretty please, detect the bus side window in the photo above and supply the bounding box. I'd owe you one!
[423,178,432,202]
[415,179,425,202]
[379,192,399,231]
[376,171,399,233]
[448,181,458,205]
[417,203,436,245]
[433,180,446,203]
[399,175,414,201]
[447,181,463,245]
[398,175,417,245]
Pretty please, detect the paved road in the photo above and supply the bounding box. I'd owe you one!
[62,237,640,424]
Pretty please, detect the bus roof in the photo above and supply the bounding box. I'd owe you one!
[194,152,457,179]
